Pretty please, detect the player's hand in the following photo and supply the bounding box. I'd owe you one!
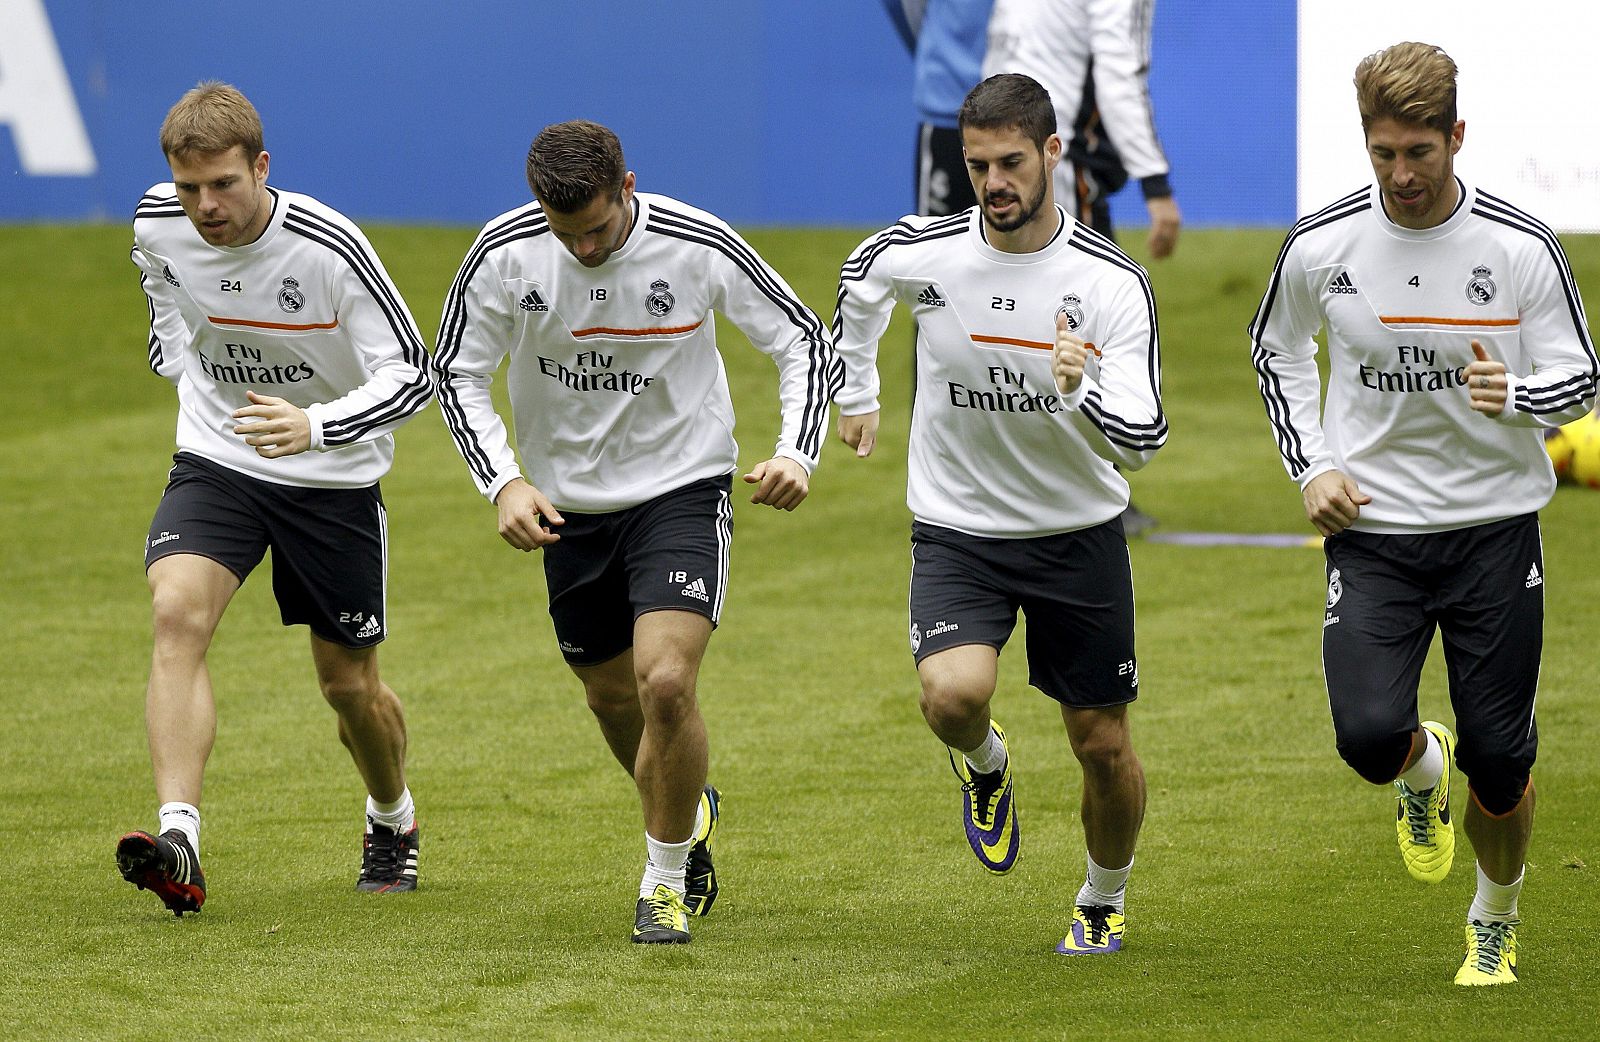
[743,456,809,511]
[495,477,563,551]
[1053,313,1093,395]
[838,410,880,458]
[231,391,311,457]
[1465,340,1509,416]
[1302,469,1371,536]
[1145,196,1181,260]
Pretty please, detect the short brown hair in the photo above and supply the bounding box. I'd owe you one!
[159,81,264,161]
[1354,42,1458,135]
[526,120,627,213]
[958,74,1057,150]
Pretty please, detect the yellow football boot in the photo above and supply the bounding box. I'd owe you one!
[1395,720,1455,883]
[1455,920,1518,986]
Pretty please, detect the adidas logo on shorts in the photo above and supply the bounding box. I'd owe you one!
[1525,563,1543,589]
[356,614,383,639]
[681,577,710,603]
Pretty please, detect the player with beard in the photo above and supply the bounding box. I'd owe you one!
[833,73,1166,954]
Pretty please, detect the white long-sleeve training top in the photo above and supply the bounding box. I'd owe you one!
[133,185,432,488]
[1250,179,1599,533]
[431,193,840,513]
[834,206,1166,538]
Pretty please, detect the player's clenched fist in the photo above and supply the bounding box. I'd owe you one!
[1053,312,1090,395]
[494,477,563,551]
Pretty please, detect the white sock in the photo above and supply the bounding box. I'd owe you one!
[640,832,693,899]
[158,802,201,858]
[366,788,415,833]
[1468,861,1524,923]
[1397,730,1444,790]
[1076,853,1132,912]
[692,799,706,839]
[962,726,1007,775]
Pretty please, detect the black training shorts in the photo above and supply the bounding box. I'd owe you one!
[542,474,733,666]
[908,518,1139,707]
[1322,514,1542,812]
[145,452,389,648]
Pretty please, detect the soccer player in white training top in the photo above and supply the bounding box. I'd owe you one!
[1250,42,1598,986]
[834,73,1166,955]
[119,82,433,914]
[432,120,840,945]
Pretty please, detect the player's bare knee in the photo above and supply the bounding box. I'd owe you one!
[318,669,381,716]
[918,680,988,734]
[148,587,219,653]
[636,660,698,726]
[585,677,638,719]
[1069,726,1133,778]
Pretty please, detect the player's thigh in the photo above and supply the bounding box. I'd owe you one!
[1014,520,1138,707]
[1321,530,1436,741]
[917,642,1001,707]
[632,609,714,703]
[146,553,243,641]
[265,483,388,648]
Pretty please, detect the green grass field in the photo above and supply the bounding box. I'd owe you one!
[1,223,1596,1041]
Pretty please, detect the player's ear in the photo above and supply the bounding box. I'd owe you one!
[254,149,270,183]
[1450,120,1465,154]
[1043,133,1063,170]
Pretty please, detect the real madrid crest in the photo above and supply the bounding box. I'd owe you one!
[645,278,675,318]
[1055,293,1085,331]
[1464,265,1496,306]
[277,276,306,314]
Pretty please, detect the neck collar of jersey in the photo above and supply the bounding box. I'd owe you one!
[1372,177,1470,241]
[972,204,1070,263]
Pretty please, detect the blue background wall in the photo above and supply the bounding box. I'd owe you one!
[1,0,1296,228]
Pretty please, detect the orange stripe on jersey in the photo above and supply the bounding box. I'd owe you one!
[972,333,1050,350]
[1379,316,1521,328]
[571,321,704,337]
[209,316,340,331]
[971,334,1100,356]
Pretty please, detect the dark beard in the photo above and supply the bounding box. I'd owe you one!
[983,178,1048,233]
